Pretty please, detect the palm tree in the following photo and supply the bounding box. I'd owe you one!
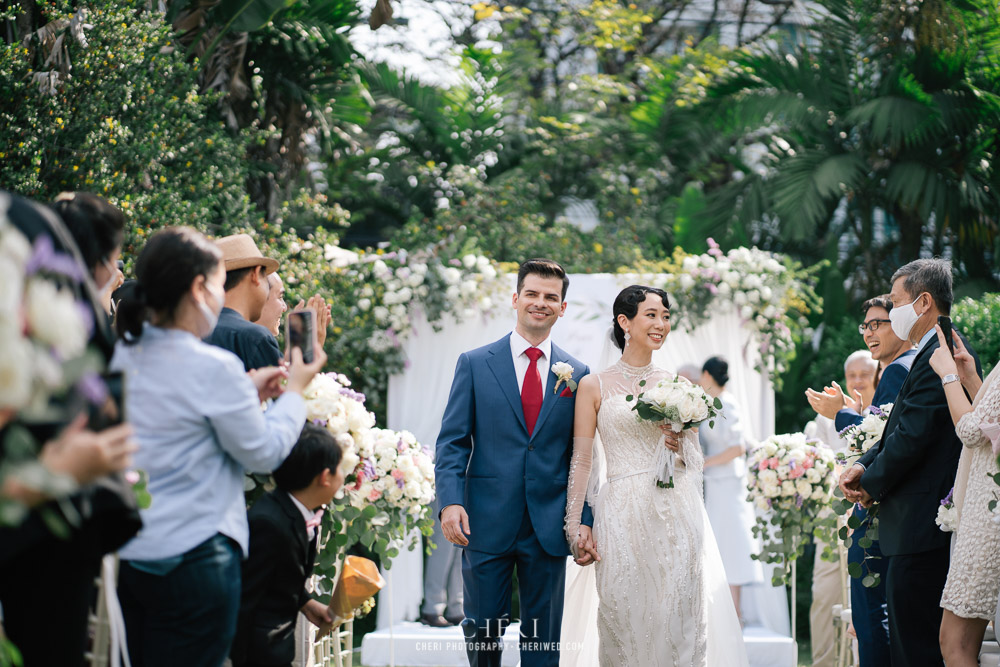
[699,0,1000,298]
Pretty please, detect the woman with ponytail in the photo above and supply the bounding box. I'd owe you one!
[698,356,762,617]
[110,227,327,667]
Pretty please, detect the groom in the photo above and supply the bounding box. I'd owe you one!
[435,258,594,667]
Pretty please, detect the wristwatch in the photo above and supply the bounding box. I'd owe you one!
[942,374,960,386]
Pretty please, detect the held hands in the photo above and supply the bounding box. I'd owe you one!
[573,525,601,566]
[930,324,975,382]
[838,463,872,507]
[301,598,334,636]
[441,504,471,546]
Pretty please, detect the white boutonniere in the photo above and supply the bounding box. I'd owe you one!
[551,362,577,394]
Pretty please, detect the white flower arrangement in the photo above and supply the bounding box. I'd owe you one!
[0,219,92,414]
[747,432,839,584]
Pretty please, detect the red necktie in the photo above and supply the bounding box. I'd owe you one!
[522,347,543,436]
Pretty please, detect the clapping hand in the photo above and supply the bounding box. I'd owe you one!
[574,525,601,566]
[805,383,847,420]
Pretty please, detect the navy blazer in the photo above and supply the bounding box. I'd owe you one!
[435,334,592,557]
[835,348,917,432]
[858,334,981,556]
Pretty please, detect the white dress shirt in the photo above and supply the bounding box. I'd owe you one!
[510,330,552,395]
[111,326,306,560]
[288,492,317,541]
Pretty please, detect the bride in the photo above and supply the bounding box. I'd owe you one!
[563,285,749,666]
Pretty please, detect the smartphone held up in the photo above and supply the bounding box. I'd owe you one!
[286,308,316,364]
[938,315,955,355]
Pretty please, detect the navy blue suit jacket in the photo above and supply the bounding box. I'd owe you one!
[835,348,917,433]
[435,334,592,557]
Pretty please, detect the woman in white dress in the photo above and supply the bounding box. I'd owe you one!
[928,325,1000,667]
[698,356,762,616]
[564,285,747,666]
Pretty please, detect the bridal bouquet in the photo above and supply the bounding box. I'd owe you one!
[837,403,893,467]
[747,433,838,584]
[627,376,722,488]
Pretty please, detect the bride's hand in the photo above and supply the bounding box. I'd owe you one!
[657,424,681,452]
[574,526,601,566]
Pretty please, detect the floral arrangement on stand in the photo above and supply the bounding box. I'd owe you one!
[826,404,893,587]
[266,371,436,596]
[631,238,820,387]
[0,213,105,527]
[747,433,838,585]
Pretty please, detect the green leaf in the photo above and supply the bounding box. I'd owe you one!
[847,514,861,529]
[847,562,863,579]
[214,0,286,32]
[862,574,876,588]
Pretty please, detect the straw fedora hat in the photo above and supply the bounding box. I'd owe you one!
[215,233,279,274]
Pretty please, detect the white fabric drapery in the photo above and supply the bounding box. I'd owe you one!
[379,274,790,637]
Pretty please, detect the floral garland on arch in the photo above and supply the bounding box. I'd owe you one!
[631,239,820,388]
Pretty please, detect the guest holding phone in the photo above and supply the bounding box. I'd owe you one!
[111,227,327,667]
[929,324,1000,667]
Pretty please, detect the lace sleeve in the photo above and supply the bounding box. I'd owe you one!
[956,376,1000,449]
[565,436,594,553]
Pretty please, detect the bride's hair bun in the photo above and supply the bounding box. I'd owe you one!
[611,285,670,350]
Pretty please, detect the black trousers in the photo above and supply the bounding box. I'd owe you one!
[885,546,950,667]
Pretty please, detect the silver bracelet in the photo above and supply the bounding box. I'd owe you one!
[941,373,960,386]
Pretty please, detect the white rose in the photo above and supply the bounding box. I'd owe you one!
[339,450,360,477]
[481,265,497,280]
[0,259,23,315]
[781,480,797,497]
[763,482,781,498]
[326,415,349,436]
[373,306,389,323]
[805,467,821,483]
[0,227,32,268]
[679,274,695,291]
[462,254,477,269]
[442,267,462,285]
[733,291,747,306]
[551,361,574,378]
[25,279,87,358]
[445,285,460,300]
[357,298,372,311]
[0,332,33,409]
[677,393,708,423]
[717,282,731,297]
[740,305,754,319]
[460,280,478,297]
[795,479,813,497]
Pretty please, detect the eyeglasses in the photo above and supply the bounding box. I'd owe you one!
[858,319,891,334]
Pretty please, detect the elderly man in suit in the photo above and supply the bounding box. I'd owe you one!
[840,258,982,667]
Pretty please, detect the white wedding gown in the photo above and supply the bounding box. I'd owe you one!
[563,360,748,667]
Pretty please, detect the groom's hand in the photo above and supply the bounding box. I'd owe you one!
[574,526,601,566]
[441,504,471,546]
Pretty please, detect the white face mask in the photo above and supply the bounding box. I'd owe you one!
[889,294,923,341]
[198,281,225,335]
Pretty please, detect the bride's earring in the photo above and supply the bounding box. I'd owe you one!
[624,330,631,346]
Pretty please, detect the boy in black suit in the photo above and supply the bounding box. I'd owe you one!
[231,423,344,667]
